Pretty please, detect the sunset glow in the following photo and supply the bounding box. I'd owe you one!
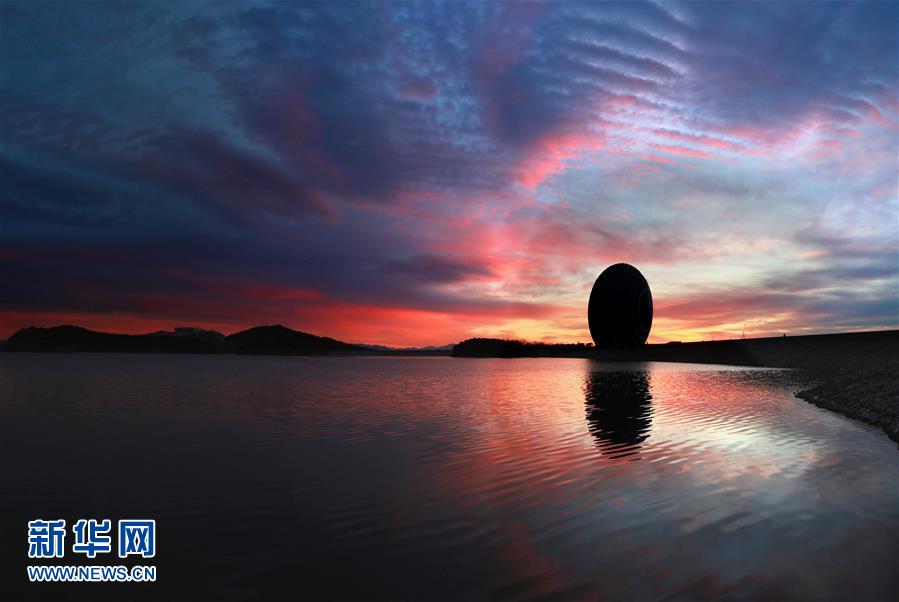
[2,1,896,346]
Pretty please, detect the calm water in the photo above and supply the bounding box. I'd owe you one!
[1,354,898,601]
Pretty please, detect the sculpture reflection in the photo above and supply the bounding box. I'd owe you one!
[584,369,653,458]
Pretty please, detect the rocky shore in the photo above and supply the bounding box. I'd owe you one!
[796,363,899,445]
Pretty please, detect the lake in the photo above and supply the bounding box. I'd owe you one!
[1,354,897,601]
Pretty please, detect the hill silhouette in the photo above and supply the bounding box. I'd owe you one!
[3,324,375,356]
[226,324,366,355]
[4,325,227,354]
[451,338,593,358]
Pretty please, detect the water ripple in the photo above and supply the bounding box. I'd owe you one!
[1,355,897,601]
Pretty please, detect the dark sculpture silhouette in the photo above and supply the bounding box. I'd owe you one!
[588,263,652,348]
[584,369,653,457]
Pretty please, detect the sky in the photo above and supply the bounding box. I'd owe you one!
[1,0,897,347]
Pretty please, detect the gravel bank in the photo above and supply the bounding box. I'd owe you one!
[796,364,899,445]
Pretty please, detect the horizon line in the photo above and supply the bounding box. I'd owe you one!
[6,322,898,349]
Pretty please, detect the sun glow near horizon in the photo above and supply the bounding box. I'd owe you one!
[1,2,896,347]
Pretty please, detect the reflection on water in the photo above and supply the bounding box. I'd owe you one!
[584,369,652,457]
[1,355,898,601]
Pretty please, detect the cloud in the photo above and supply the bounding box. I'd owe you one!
[1,1,896,344]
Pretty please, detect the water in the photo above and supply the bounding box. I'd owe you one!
[1,354,897,601]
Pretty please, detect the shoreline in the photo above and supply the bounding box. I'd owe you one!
[6,327,897,445]
[795,365,899,446]
[454,331,899,446]
[595,332,899,446]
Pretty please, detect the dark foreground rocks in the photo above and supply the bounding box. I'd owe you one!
[796,363,899,445]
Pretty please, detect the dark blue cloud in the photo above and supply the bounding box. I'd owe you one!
[0,0,896,340]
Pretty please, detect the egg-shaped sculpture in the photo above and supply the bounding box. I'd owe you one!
[588,263,652,348]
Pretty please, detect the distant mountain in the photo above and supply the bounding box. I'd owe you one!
[225,325,366,356]
[355,343,454,352]
[452,338,594,358]
[4,325,226,354]
[3,324,452,356]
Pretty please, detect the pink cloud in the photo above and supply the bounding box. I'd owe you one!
[652,128,744,152]
[648,143,712,159]
[517,130,606,189]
